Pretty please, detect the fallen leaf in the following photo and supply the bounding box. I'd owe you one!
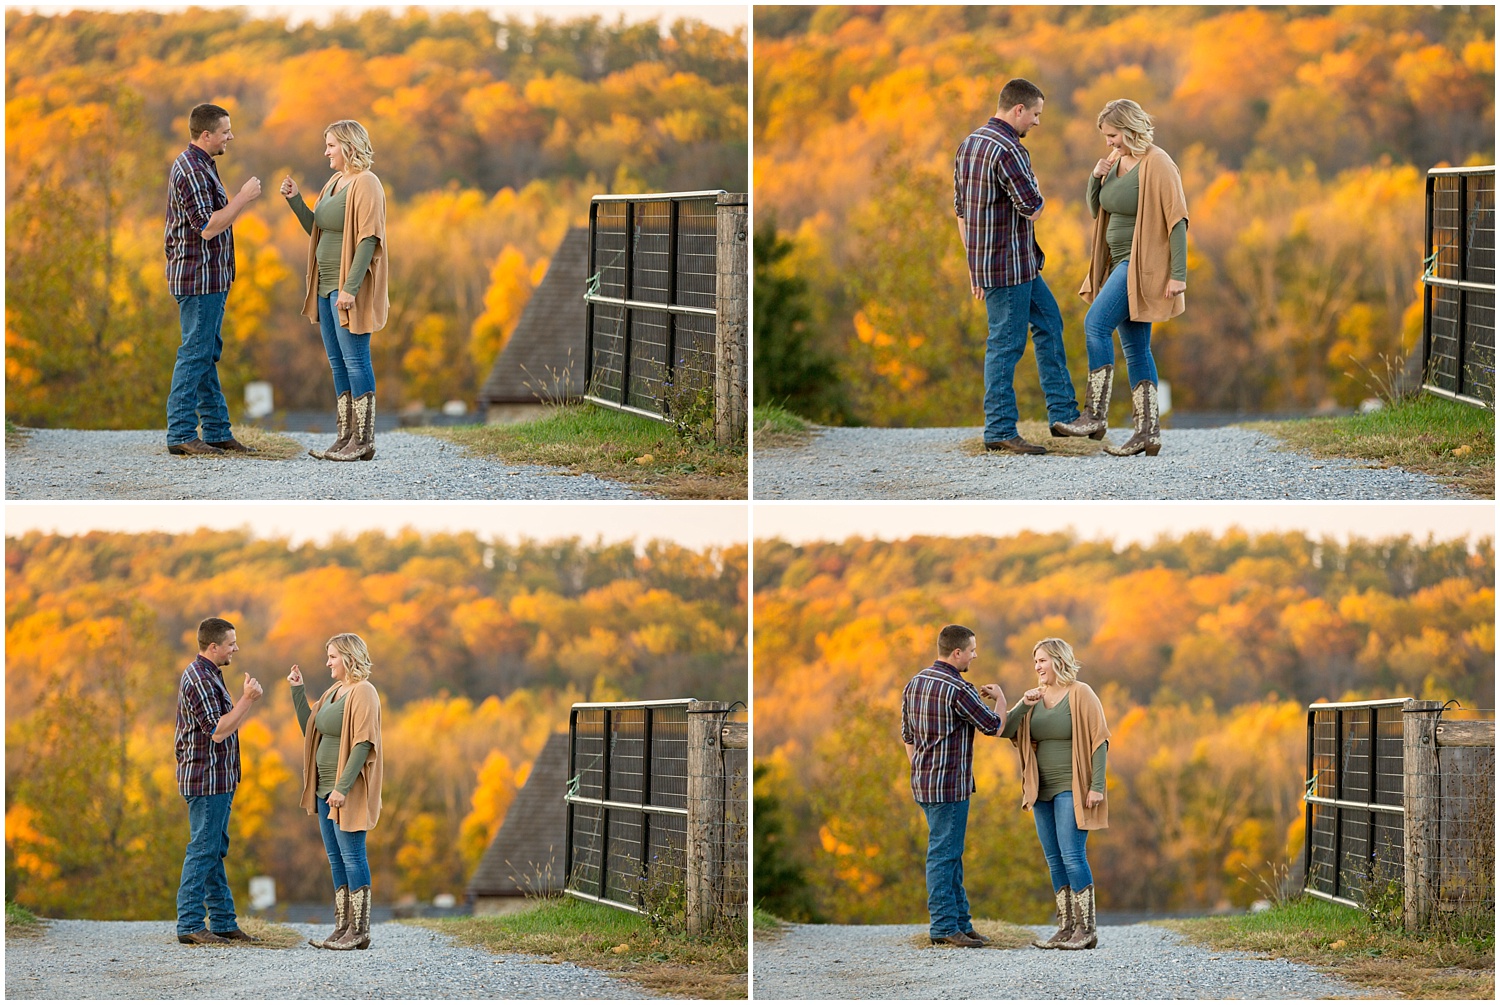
[1452,444,1473,457]
[611,943,630,954]
[634,454,654,465]
[1329,939,1346,950]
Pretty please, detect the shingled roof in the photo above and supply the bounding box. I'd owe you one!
[467,731,570,899]
[477,227,589,407]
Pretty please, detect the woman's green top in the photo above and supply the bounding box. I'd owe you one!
[292,684,373,799]
[1001,693,1107,803]
[286,182,378,298]
[1087,163,1188,281]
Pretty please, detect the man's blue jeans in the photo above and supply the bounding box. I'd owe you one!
[918,798,972,938]
[1032,791,1094,892]
[982,276,1079,443]
[316,795,371,890]
[166,291,233,445]
[176,791,237,936]
[316,293,376,398]
[1084,260,1158,387]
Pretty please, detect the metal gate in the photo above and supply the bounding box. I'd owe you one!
[585,192,723,420]
[1422,166,1495,406]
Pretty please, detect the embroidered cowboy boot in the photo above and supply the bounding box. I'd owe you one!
[308,885,349,949]
[1103,381,1161,456]
[327,884,371,950]
[309,392,353,460]
[327,393,376,462]
[1051,366,1113,439]
[1059,884,1098,949]
[1032,886,1074,949]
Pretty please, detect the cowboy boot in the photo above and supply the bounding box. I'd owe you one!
[309,392,353,460]
[1059,884,1098,949]
[327,885,370,950]
[308,885,349,949]
[1032,886,1074,949]
[327,393,375,462]
[1103,381,1161,457]
[1051,366,1113,439]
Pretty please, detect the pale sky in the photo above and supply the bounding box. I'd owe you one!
[4,501,749,548]
[12,3,748,31]
[752,502,1496,546]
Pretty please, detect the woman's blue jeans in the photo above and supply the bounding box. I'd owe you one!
[316,795,371,891]
[1084,260,1158,387]
[1032,790,1094,892]
[316,293,375,398]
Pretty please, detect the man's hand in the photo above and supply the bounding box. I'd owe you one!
[238,176,262,203]
[1023,204,1045,222]
[1085,791,1104,809]
[1166,279,1187,297]
[1022,687,1044,705]
[327,790,347,809]
[287,665,303,686]
[242,675,263,701]
[279,175,299,198]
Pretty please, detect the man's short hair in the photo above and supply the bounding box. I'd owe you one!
[937,624,976,657]
[198,617,236,649]
[998,79,1045,113]
[189,103,231,141]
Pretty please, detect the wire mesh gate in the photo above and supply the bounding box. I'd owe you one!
[585,192,723,419]
[1422,166,1495,406]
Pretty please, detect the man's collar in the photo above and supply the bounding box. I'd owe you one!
[931,659,965,676]
[990,116,1019,140]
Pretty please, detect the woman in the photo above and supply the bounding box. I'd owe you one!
[287,633,383,950]
[280,120,389,462]
[986,638,1109,950]
[1054,99,1188,457]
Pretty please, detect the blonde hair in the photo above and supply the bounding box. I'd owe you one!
[1097,99,1155,156]
[1034,637,1081,686]
[327,633,373,683]
[325,120,374,173]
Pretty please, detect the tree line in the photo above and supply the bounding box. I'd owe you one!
[5,529,747,916]
[752,528,1493,922]
[5,8,747,426]
[753,5,1494,424]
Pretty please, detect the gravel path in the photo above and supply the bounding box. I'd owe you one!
[752,923,1376,999]
[5,430,645,500]
[753,426,1466,500]
[5,920,659,999]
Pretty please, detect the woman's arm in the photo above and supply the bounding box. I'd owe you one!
[284,192,315,236]
[1168,219,1187,283]
[998,699,1031,739]
[1086,172,1103,219]
[332,741,374,795]
[290,683,311,732]
[1091,740,1107,793]
[341,236,379,297]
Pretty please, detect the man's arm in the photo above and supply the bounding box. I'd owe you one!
[954,684,1005,736]
[210,674,263,742]
[995,146,1044,220]
[200,176,263,240]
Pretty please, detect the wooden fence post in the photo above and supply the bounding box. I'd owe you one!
[686,699,727,936]
[1403,700,1444,930]
[714,193,748,447]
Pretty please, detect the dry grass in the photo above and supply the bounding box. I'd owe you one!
[233,915,307,949]
[414,897,747,999]
[1165,898,1494,999]
[905,919,1039,951]
[5,901,45,938]
[228,427,306,460]
[962,420,1109,457]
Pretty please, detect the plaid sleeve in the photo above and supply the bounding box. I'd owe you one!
[952,682,1003,735]
[900,682,915,744]
[953,153,965,219]
[181,671,223,735]
[994,145,1043,217]
[177,167,218,235]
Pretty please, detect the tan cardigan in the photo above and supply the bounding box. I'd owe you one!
[300,170,389,336]
[299,679,383,832]
[1011,680,1111,830]
[1078,145,1189,324]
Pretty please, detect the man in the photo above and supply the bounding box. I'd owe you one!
[954,78,1080,455]
[164,103,261,456]
[175,617,263,944]
[900,624,1006,947]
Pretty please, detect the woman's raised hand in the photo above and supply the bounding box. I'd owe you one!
[1093,149,1121,179]
[287,665,303,686]
[279,175,299,198]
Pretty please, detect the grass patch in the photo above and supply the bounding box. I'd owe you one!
[418,405,746,499]
[1249,394,1495,496]
[5,419,30,451]
[905,918,1038,951]
[235,915,308,949]
[412,897,747,999]
[753,908,787,942]
[962,420,1107,457]
[751,405,814,449]
[231,426,306,460]
[6,901,44,937]
[1164,897,1494,999]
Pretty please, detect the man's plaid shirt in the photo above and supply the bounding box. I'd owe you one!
[901,661,1004,804]
[165,144,235,296]
[175,655,240,797]
[954,117,1046,289]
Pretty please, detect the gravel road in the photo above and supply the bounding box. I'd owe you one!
[5,920,658,999]
[753,923,1377,999]
[753,426,1467,500]
[5,430,644,500]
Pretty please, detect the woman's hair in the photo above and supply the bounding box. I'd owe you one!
[1096,99,1155,155]
[327,633,373,683]
[1034,637,1081,685]
[325,119,375,173]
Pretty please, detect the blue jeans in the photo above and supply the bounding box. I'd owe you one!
[176,791,237,935]
[1084,260,1158,387]
[166,291,232,445]
[1032,791,1093,891]
[981,276,1079,442]
[918,799,972,938]
[317,796,371,890]
[317,293,375,398]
